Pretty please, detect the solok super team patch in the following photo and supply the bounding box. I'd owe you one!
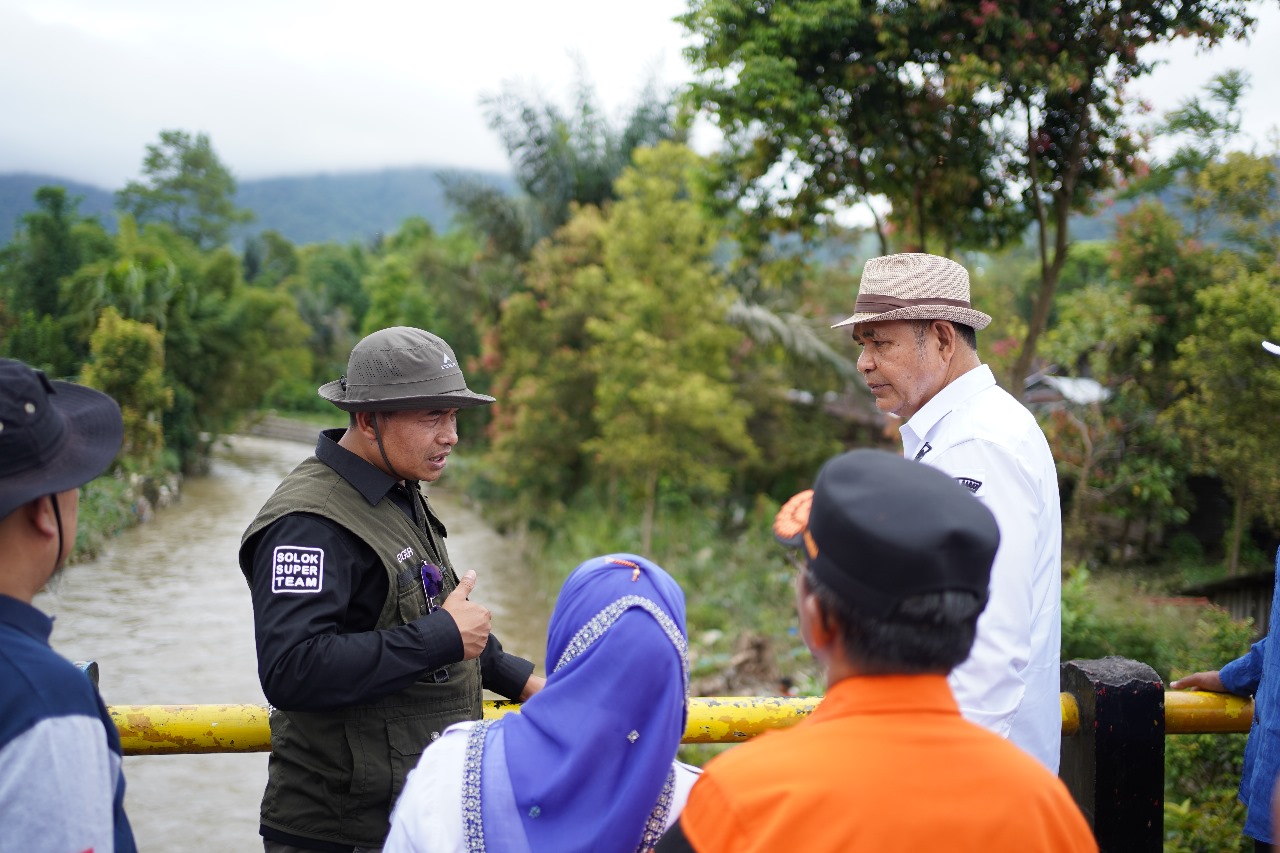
[272,545,325,593]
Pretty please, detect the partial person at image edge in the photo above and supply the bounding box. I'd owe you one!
[0,358,137,853]
[1169,340,1280,852]
[656,449,1096,853]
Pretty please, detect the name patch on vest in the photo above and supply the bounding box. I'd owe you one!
[272,546,325,593]
[955,477,982,493]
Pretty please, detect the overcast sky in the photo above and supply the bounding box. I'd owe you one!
[2,0,1278,189]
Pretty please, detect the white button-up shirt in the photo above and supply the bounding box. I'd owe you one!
[899,364,1063,772]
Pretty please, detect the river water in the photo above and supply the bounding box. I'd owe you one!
[34,434,551,853]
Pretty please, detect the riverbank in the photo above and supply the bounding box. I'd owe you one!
[72,411,330,563]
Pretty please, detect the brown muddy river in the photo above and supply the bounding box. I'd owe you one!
[34,434,551,852]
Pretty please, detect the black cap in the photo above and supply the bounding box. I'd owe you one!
[0,359,125,519]
[773,449,999,618]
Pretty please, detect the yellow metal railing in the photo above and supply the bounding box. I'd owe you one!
[1164,689,1254,734]
[107,691,1248,756]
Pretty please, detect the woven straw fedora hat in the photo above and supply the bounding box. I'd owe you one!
[832,253,991,331]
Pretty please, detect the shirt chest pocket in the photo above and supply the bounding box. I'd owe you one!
[395,566,430,622]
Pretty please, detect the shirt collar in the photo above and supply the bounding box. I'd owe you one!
[316,427,416,507]
[0,594,54,645]
[809,673,960,723]
[901,364,996,449]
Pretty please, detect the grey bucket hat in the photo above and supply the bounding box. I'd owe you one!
[832,253,992,332]
[318,327,495,411]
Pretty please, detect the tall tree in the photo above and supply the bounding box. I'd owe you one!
[585,143,758,552]
[680,0,1258,392]
[1165,272,1280,574]
[1128,69,1249,238]
[475,71,679,247]
[0,186,112,373]
[679,0,1023,256]
[116,130,253,249]
[81,308,172,465]
[441,70,681,334]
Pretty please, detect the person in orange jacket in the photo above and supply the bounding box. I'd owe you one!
[656,449,1096,853]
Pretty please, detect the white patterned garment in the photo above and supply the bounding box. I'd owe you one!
[384,721,701,853]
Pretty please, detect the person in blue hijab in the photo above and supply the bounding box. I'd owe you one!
[385,553,697,853]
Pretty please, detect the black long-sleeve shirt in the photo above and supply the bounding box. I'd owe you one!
[245,430,534,711]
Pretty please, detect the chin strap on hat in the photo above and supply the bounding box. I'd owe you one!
[49,492,65,576]
[369,412,408,484]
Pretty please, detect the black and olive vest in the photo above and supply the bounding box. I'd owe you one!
[239,456,482,849]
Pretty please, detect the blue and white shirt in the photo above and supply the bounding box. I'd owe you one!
[1218,546,1280,844]
[899,364,1064,773]
[0,594,136,853]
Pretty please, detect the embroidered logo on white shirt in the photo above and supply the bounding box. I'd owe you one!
[955,477,982,493]
[271,545,324,593]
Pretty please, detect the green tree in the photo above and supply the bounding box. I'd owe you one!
[0,186,112,373]
[1109,201,1218,407]
[679,0,1022,256]
[680,0,1259,392]
[61,215,184,344]
[1198,150,1280,270]
[1165,273,1280,573]
[1131,70,1249,238]
[81,307,172,465]
[160,247,311,469]
[442,69,680,334]
[360,252,441,336]
[243,230,301,288]
[116,130,253,249]
[585,143,759,552]
[488,207,611,511]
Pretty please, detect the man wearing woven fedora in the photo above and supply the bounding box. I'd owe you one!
[240,327,544,853]
[834,253,1063,772]
[0,359,137,852]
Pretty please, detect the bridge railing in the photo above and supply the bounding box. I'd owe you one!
[98,657,1249,852]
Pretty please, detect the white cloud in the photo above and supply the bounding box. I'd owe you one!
[0,0,1275,190]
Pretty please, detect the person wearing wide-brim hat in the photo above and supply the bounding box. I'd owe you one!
[0,358,137,853]
[657,450,1096,853]
[834,252,1064,773]
[238,327,544,852]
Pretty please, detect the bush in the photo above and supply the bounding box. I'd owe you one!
[1063,563,1257,849]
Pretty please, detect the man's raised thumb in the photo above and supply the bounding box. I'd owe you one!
[452,570,477,597]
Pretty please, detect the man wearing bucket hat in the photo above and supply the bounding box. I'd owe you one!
[239,327,543,852]
[657,450,1095,852]
[833,252,1063,772]
[0,358,137,853]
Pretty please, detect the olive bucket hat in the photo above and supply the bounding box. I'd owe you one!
[318,326,495,411]
[0,358,124,520]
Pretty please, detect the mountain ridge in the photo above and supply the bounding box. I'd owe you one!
[0,165,516,247]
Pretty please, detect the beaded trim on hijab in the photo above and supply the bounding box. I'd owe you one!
[462,722,677,853]
[552,595,689,698]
